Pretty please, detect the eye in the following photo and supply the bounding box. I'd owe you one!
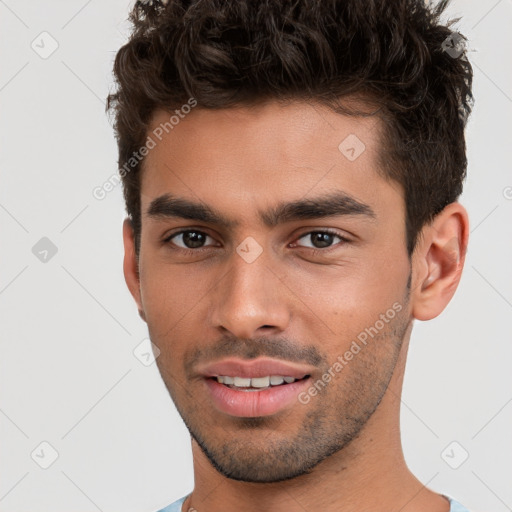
[164,230,217,249]
[292,230,349,250]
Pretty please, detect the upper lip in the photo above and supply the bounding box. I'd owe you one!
[197,357,315,379]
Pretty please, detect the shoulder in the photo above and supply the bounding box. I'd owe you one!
[154,495,187,512]
[447,496,473,512]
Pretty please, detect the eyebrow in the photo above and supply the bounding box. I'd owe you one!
[146,192,376,228]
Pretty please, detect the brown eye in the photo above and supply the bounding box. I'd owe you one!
[295,231,347,249]
[166,230,215,249]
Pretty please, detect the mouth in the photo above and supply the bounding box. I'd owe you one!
[211,374,310,391]
[197,357,316,417]
[203,374,312,417]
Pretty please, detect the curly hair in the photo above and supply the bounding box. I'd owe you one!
[107,0,473,257]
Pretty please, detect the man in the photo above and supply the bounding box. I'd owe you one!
[107,0,473,510]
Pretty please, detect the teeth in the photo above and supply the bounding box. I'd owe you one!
[233,377,251,387]
[215,375,299,387]
[251,376,270,388]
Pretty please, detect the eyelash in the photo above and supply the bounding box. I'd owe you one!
[163,228,350,255]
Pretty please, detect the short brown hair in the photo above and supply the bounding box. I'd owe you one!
[107,0,473,257]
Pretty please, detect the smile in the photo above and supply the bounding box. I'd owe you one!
[205,375,311,417]
[215,375,306,390]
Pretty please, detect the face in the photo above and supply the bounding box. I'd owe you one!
[127,101,413,483]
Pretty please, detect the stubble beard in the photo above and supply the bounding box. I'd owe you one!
[158,296,411,483]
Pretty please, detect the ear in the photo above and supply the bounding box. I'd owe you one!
[411,202,469,321]
[122,218,146,323]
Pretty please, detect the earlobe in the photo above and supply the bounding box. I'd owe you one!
[411,202,469,321]
[122,218,146,322]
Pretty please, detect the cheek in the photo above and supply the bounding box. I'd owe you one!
[139,257,223,357]
[139,261,193,333]
[293,264,407,347]
[292,263,398,313]
[357,243,410,304]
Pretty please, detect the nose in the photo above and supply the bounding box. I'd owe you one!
[210,248,291,339]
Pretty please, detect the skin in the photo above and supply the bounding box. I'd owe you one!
[122,100,469,512]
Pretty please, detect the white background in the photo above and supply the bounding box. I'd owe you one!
[0,1,511,511]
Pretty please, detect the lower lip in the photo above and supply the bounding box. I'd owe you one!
[204,378,311,417]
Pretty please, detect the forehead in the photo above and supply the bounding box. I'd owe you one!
[140,100,401,223]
